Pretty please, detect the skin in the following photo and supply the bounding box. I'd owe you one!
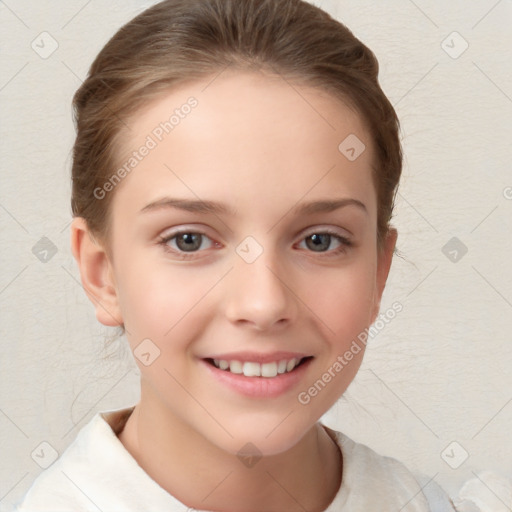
[71,69,397,512]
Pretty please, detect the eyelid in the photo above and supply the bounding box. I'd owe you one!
[158,224,351,242]
[300,225,352,240]
[157,224,354,258]
[157,228,218,260]
[159,224,215,239]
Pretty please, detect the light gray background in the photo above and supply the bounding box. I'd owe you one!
[1,0,511,509]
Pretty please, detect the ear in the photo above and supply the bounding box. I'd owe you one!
[70,217,123,327]
[370,227,398,323]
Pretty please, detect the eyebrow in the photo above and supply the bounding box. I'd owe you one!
[139,197,367,216]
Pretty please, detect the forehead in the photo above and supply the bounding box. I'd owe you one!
[124,69,370,152]
[112,70,376,221]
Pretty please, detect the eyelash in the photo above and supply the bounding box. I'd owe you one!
[157,228,353,259]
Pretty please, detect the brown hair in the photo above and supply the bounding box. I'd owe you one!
[71,0,402,259]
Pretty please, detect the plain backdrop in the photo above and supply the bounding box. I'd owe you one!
[1,0,511,509]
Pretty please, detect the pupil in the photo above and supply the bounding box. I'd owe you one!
[178,233,201,251]
[308,234,329,251]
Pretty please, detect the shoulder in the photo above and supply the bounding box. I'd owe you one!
[15,413,111,511]
[323,425,456,511]
[15,407,141,512]
[15,406,179,512]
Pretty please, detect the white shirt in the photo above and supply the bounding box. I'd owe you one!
[16,406,455,511]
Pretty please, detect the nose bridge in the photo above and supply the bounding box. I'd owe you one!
[224,235,297,330]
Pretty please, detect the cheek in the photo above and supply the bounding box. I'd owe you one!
[298,263,377,405]
[304,259,377,342]
[118,260,220,345]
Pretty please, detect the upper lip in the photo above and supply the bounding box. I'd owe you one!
[202,351,311,364]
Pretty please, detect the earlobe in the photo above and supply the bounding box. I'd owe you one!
[371,228,398,322]
[70,217,123,327]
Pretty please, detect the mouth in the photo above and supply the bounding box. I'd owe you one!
[201,355,314,398]
[204,356,313,378]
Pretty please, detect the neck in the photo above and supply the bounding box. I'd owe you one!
[117,398,342,511]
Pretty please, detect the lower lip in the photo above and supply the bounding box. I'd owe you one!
[201,358,313,398]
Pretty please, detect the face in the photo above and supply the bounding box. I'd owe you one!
[89,70,394,456]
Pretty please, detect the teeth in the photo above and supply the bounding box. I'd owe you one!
[286,358,297,372]
[261,362,277,378]
[229,360,243,374]
[243,362,260,377]
[212,358,303,377]
[277,360,287,374]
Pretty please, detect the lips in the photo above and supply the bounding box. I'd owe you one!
[201,352,314,398]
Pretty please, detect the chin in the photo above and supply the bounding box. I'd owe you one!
[204,413,319,459]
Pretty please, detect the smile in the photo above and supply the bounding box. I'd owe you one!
[202,354,314,398]
[208,357,311,378]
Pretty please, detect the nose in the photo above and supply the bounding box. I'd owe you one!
[224,247,298,332]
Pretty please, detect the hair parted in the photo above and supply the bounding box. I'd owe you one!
[71,0,402,259]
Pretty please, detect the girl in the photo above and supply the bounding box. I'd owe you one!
[17,0,457,510]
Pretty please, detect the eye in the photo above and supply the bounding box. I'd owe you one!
[157,228,352,259]
[298,230,352,255]
[158,230,215,255]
